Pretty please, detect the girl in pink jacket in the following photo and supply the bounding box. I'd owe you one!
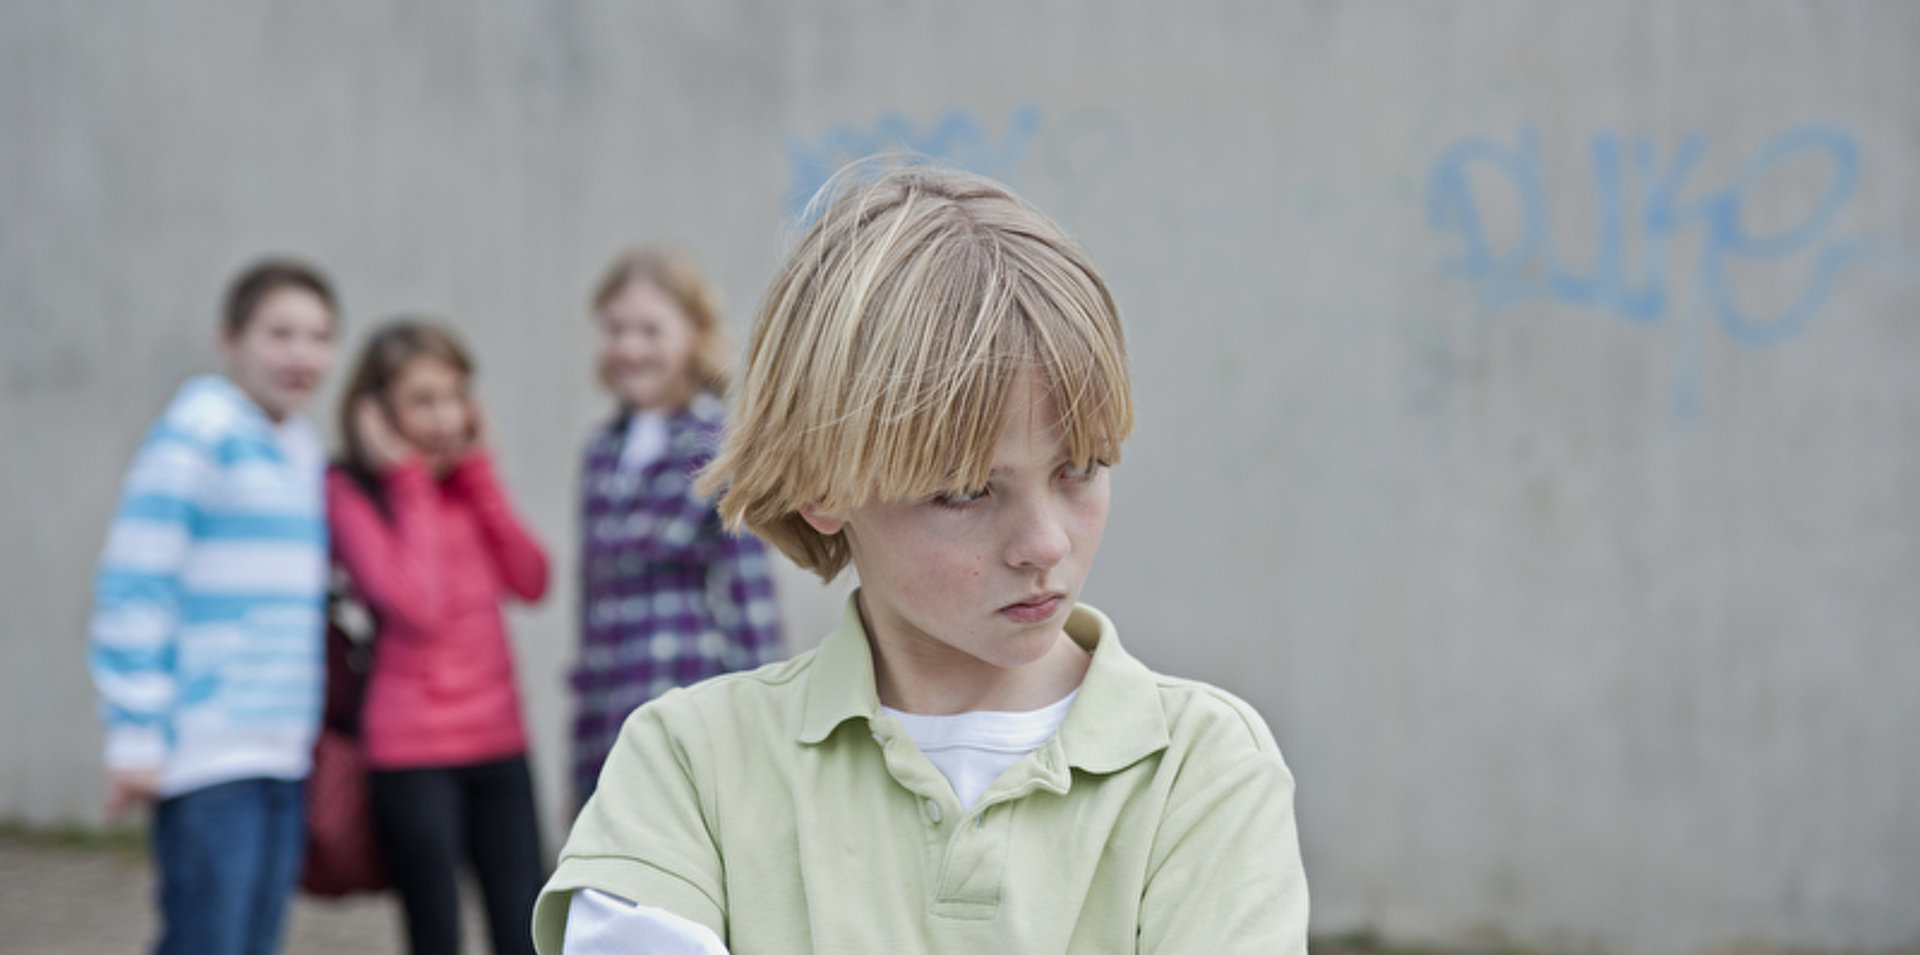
[328,320,549,955]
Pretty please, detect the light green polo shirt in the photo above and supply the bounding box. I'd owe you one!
[534,595,1308,954]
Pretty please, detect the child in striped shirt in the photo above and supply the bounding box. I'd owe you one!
[88,258,339,955]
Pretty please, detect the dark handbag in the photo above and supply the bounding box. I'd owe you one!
[301,576,389,896]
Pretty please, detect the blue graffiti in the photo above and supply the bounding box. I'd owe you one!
[1427,126,1864,356]
[784,105,1042,215]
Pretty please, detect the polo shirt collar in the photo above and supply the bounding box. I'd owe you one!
[1053,603,1171,774]
[796,596,885,745]
[796,594,1171,776]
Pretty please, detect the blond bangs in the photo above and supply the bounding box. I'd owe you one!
[700,163,1132,580]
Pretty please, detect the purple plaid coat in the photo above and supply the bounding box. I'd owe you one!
[571,393,783,802]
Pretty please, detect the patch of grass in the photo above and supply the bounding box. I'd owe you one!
[1311,931,1920,955]
[1310,929,1553,955]
[0,818,147,859]
[1314,928,1387,953]
[1312,928,1458,955]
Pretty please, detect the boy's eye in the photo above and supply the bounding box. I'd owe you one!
[1062,460,1110,482]
[931,486,988,508]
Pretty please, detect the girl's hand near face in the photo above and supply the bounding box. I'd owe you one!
[354,396,420,473]
[461,397,491,460]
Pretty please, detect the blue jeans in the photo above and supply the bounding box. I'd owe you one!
[150,777,306,955]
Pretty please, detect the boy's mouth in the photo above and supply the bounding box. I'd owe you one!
[999,592,1065,624]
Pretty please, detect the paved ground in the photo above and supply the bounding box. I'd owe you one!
[0,828,483,955]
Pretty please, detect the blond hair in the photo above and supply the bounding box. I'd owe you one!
[592,244,732,396]
[698,163,1133,580]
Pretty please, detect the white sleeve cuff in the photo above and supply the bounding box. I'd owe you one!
[562,888,729,955]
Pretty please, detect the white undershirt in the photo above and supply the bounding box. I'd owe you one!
[562,692,1079,954]
[617,410,670,475]
[881,690,1077,810]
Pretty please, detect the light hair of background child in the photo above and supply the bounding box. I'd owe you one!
[591,244,733,398]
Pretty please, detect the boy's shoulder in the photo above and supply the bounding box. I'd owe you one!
[1068,605,1283,764]
[609,651,824,765]
[1138,668,1282,759]
[151,375,253,447]
[649,650,818,719]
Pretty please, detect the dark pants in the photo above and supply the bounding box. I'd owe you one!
[150,777,306,955]
[369,756,543,955]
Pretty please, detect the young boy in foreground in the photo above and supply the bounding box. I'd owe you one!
[535,164,1309,953]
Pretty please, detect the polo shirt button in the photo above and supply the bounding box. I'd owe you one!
[924,799,942,823]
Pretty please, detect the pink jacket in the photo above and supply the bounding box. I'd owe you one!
[326,454,549,770]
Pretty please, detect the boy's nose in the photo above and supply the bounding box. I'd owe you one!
[292,340,335,373]
[1006,502,1072,570]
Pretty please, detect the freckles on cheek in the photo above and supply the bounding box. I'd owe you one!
[955,549,986,580]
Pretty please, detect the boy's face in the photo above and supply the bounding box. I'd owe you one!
[804,368,1110,694]
[220,287,336,422]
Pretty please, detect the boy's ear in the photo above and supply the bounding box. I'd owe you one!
[798,504,846,536]
[213,327,241,365]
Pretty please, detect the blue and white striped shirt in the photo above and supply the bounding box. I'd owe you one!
[89,375,329,797]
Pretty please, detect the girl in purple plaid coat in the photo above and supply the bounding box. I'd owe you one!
[572,246,785,806]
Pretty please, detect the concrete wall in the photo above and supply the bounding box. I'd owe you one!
[3,2,1916,951]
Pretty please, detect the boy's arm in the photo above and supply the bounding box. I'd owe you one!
[88,421,210,792]
[1137,703,1310,954]
[535,696,727,954]
[705,528,784,670]
[447,451,550,602]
